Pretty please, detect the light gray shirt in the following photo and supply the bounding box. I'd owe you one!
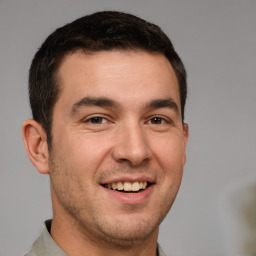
[25,220,167,256]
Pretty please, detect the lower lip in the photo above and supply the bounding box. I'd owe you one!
[101,184,155,205]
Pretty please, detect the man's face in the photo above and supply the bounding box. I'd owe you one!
[49,50,188,244]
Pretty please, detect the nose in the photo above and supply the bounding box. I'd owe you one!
[111,123,152,166]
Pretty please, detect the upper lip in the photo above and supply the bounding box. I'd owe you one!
[100,175,156,185]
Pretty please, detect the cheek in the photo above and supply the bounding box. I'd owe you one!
[151,134,185,171]
[63,132,113,174]
[150,134,185,197]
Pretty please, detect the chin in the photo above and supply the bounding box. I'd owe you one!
[90,213,163,246]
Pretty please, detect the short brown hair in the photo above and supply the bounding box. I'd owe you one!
[29,11,187,147]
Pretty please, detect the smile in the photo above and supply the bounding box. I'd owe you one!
[102,181,151,193]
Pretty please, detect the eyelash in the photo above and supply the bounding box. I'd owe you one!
[83,116,109,124]
[83,115,170,125]
[148,116,169,125]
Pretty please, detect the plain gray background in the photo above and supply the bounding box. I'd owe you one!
[1,1,256,255]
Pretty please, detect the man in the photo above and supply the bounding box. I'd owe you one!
[22,11,188,256]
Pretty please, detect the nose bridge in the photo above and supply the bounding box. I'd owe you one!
[112,120,151,166]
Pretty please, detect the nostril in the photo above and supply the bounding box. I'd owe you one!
[111,131,152,166]
[116,158,150,168]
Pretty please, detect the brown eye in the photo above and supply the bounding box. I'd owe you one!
[89,117,106,124]
[150,117,164,124]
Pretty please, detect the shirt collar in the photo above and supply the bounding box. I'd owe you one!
[26,220,167,256]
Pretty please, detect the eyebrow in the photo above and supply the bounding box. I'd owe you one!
[145,98,179,113]
[71,96,179,115]
[71,97,120,113]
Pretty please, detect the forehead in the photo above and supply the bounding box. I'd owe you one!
[56,50,180,109]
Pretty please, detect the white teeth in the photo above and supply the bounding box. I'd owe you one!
[124,181,132,191]
[106,181,148,191]
[117,181,123,190]
[131,181,140,191]
[139,181,147,189]
[112,183,117,190]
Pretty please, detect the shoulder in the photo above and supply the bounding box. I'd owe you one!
[24,220,68,256]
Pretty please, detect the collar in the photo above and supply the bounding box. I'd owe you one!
[25,220,167,256]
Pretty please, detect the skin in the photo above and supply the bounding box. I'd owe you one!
[23,50,188,256]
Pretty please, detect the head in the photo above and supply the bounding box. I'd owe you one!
[23,11,188,250]
[29,11,187,148]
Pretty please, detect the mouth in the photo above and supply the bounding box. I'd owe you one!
[102,181,153,193]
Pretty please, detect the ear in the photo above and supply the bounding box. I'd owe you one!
[182,123,189,166]
[22,119,50,174]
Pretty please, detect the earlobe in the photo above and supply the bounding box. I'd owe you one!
[22,119,50,174]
